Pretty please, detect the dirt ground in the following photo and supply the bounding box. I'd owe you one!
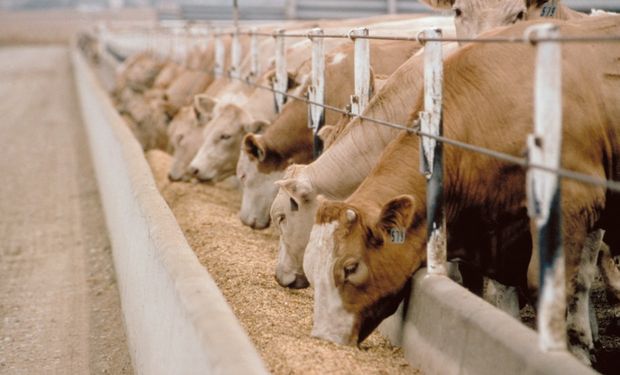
[146,150,419,375]
[0,46,132,374]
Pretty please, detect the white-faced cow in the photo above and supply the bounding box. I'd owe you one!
[303,17,620,364]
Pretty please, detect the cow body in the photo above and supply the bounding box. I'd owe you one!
[421,0,585,41]
[238,17,455,230]
[272,0,598,290]
[303,17,620,364]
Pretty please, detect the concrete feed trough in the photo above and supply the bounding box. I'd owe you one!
[72,45,601,375]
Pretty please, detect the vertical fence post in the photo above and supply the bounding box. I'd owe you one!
[285,0,297,19]
[419,28,447,277]
[387,0,397,14]
[230,30,242,78]
[350,28,370,116]
[273,29,287,113]
[214,29,225,78]
[96,22,107,59]
[172,27,183,65]
[249,28,259,82]
[308,28,325,158]
[526,23,565,352]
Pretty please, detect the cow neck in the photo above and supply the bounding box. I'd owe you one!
[306,54,426,200]
[260,98,313,171]
[347,131,428,222]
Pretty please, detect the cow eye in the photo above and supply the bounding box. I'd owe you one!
[289,197,299,212]
[276,214,285,225]
[453,7,462,17]
[220,134,231,140]
[175,134,184,145]
[344,262,358,279]
[515,10,525,22]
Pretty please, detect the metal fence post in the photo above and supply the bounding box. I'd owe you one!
[230,30,242,78]
[96,22,107,59]
[526,23,566,352]
[214,29,225,78]
[308,28,325,158]
[274,29,287,113]
[419,28,447,277]
[249,28,259,82]
[172,27,183,65]
[350,27,370,116]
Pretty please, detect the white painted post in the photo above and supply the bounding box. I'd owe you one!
[167,28,175,59]
[214,30,225,78]
[249,28,259,82]
[525,23,565,352]
[308,28,325,157]
[418,28,447,277]
[350,27,370,116]
[230,31,242,78]
[286,0,297,19]
[274,29,287,113]
[96,22,107,59]
[387,0,397,14]
[172,27,183,64]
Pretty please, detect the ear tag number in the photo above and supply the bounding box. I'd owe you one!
[540,2,557,17]
[390,228,406,244]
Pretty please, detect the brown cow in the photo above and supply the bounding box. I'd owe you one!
[421,0,585,41]
[237,37,434,229]
[271,0,601,292]
[303,17,620,364]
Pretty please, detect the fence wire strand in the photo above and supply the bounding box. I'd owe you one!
[102,24,620,194]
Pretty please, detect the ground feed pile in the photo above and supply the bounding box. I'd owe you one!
[145,150,419,375]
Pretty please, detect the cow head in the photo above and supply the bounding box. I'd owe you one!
[189,102,268,182]
[236,146,284,230]
[421,0,555,40]
[167,94,217,181]
[270,165,316,289]
[304,195,426,345]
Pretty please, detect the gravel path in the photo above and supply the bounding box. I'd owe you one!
[0,45,132,374]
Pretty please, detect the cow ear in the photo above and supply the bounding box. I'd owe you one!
[287,71,300,90]
[377,195,417,234]
[162,100,179,118]
[194,94,217,117]
[317,124,336,143]
[244,119,269,134]
[267,70,299,90]
[243,133,267,162]
[275,176,315,205]
[419,0,454,9]
[526,0,548,7]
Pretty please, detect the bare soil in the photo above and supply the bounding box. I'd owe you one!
[0,46,132,374]
[146,150,419,375]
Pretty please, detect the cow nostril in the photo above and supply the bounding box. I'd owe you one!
[290,274,309,289]
[189,166,199,176]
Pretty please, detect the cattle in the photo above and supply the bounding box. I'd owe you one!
[237,17,455,230]
[270,0,599,291]
[167,95,217,181]
[270,47,439,287]
[302,17,620,365]
[113,51,163,95]
[182,17,419,183]
[420,0,585,41]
